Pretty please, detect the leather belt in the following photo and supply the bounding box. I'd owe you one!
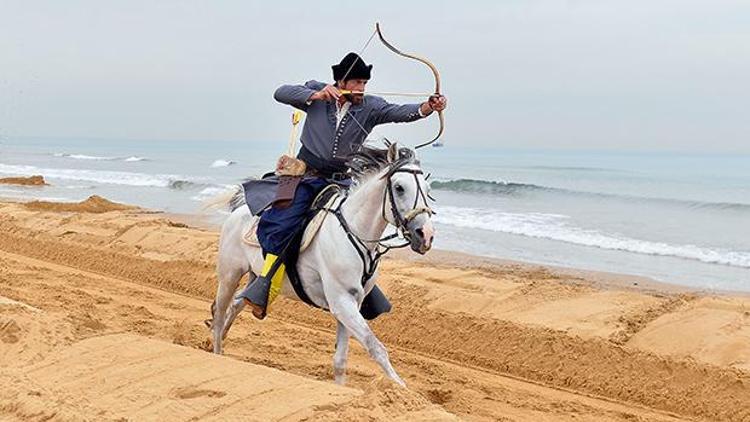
[298,146,350,181]
[305,167,349,182]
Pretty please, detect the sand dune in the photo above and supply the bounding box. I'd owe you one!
[1,198,749,421]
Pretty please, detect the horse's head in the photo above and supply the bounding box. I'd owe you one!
[380,143,435,254]
[348,142,436,254]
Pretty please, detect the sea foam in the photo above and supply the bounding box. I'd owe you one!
[434,205,750,268]
[0,163,200,189]
[190,185,236,201]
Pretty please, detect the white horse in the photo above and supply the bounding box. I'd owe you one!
[207,143,435,386]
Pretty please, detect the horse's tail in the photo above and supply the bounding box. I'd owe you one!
[202,185,245,212]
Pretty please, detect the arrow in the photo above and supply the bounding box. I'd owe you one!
[339,90,435,98]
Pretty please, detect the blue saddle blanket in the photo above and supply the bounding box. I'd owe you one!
[241,172,350,216]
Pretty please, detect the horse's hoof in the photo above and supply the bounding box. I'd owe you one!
[393,376,407,388]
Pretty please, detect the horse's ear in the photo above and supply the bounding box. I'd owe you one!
[387,142,399,163]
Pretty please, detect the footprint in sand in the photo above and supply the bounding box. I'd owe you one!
[171,386,227,400]
[0,318,22,344]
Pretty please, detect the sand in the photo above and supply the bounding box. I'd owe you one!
[0,198,748,421]
[22,195,135,213]
[0,175,48,186]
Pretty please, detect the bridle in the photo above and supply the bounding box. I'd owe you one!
[381,163,434,240]
[324,158,434,285]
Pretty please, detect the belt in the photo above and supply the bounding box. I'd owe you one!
[298,146,350,181]
[305,167,349,182]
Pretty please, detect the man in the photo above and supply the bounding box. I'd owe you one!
[238,52,447,319]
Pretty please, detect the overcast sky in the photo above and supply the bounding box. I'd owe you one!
[1,1,748,152]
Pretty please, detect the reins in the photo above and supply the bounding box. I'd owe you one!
[322,160,434,286]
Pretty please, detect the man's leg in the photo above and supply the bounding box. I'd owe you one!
[237,178,326,319]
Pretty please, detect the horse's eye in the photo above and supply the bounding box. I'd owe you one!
[395,184,405,194]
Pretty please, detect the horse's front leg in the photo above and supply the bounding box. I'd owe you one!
[328,294,405,387]
[333,320,350,385]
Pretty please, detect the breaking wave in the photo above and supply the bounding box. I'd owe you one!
[54,153,118,161]
[210,159,236,168]
[0,163,204,189]
[54,153,149,162]
[430,178,750,212]
[124,156,148,162]
[434,206,750,268]
[431,179,545,196]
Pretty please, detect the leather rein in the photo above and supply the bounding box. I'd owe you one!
[324,161,434,285]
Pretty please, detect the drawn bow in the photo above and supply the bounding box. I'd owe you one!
[374,23,444,149]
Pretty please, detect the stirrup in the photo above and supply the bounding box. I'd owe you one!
[236,275,272,320]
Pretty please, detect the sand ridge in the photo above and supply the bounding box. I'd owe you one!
[22,195,135,213]
[0,175,48,186]
[1,199,749,421]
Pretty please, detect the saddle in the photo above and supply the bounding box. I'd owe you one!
[242,184,344,252]
[242,183,391,320]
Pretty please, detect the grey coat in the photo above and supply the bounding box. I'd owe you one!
[242,81,426,215]
[274,80,425,164]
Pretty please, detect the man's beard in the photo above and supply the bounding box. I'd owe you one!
[348,94,364,105]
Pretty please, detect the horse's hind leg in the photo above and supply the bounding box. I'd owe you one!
[330,297,405,387]
[333,321,350,385]
[221,272,255,340]
[212,249,248,354]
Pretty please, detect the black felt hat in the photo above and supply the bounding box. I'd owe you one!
[332,52,372,81]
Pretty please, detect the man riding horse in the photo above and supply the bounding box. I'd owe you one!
[237,52,448,320]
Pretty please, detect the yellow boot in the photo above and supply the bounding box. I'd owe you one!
[264,253,286,307]
[237,253,286,320]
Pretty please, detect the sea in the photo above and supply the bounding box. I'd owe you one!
[1,137,749,292]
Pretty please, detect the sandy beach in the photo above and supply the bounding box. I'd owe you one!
[1,195,749,421]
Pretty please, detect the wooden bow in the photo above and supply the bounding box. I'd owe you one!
[375,22,444,149]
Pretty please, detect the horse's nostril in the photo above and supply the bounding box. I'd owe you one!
[415,228,424,238]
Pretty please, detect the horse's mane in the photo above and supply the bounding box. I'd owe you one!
[346,143,419,181]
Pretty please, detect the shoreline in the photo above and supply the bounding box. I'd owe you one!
[163,206,750,297]
[2,193,747,298]
[391,248,750,297]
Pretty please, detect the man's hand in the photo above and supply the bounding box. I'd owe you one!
[309,85,341,102]
[276,154,306,176]
[428,94,447,112]
[420,94,447,116]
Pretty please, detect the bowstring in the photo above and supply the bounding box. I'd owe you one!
[340,29,377,82]
[335,28,422,250]
[338,26,441,150]
[337,28,389,147]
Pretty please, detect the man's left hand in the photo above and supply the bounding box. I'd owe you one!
[428,94,447,112]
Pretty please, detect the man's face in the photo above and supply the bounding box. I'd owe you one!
[339,79,368,105]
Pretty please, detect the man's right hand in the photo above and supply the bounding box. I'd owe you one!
[309,85,341,102]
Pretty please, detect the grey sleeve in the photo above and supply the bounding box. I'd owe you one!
[273,80,326,111]
[370,97,425,125]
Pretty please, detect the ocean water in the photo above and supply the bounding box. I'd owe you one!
[1,137,749,291]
